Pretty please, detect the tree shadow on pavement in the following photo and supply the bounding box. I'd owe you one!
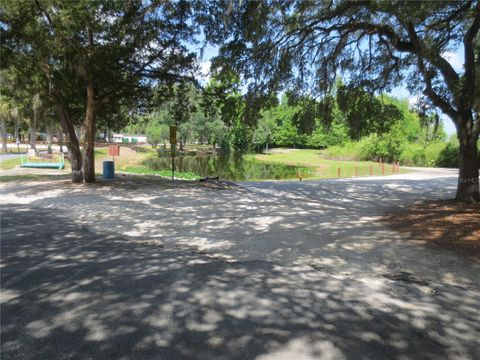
[2,204,479,360]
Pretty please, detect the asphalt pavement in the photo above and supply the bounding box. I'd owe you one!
[1,169,479,360]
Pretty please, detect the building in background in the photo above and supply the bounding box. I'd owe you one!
[112,134,147,144]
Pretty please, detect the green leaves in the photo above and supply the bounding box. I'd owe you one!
[336,84,402,140]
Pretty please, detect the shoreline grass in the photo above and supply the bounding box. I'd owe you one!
[247,149,408,180]
[119,166,199,180]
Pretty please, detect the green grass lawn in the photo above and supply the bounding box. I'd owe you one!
[247,149,407,180]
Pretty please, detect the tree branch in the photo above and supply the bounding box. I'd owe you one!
[463,1,480,111]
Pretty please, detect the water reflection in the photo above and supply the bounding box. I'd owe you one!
[144,153,311,181]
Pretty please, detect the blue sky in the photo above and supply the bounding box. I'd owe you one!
[387,48,465,137]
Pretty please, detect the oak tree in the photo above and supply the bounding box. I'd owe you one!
[206,0,480,202]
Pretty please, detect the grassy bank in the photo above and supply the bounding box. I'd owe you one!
[120,166,199,180]
[323,136,468,168]
[249,149,406,179]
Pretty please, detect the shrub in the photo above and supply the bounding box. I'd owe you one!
[398,142,450,167]
[326,136,463,167]
[436,141,459,168]
[324,141,363,160]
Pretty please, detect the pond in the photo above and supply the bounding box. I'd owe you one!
[144,153,312,181]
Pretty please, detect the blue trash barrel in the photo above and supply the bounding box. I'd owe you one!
[103,161,115,179]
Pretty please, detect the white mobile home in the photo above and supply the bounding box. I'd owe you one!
[112,134,148,144]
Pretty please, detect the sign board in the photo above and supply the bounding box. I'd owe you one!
[109,144,120,157]
[170,125,177,145]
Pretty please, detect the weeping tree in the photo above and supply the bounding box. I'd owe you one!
[253,111,277,153]
[205,0,480,202]
[0,70,30,152]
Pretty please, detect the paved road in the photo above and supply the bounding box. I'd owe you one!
[1,169,479,360]
[0,153,23,160]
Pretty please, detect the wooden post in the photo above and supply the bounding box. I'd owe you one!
[369,164,373,176]
[337,167,341,178]
[381,163,385,176]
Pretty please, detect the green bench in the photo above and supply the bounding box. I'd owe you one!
[21,153,65,169]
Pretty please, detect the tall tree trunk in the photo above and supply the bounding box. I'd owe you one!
[456,126,479,202]
[57,129,63,153]
[56,104,83,183]
[46,125,53,154]
[83,82,96,183]
[75,126,81,143]
[1,117,7,153]
[30,112,37,150]
[14,117,19,152]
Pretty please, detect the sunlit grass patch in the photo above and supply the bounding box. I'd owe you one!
[249,149,408,180]
[119,165,199,180]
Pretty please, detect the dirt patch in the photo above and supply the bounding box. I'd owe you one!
[94,146,149,171]
[0,173,241,193]
[383,200,480,261]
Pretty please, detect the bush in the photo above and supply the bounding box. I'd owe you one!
[436,141,459,168]
[325,135,399,161]
[323,132,480,168]
[399,144,427,166]
[324,141,363,160]
[326,137,460,167]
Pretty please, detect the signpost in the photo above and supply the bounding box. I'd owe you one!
[108,144,120,161]
[104,145,120,179]
[170,126,177,180]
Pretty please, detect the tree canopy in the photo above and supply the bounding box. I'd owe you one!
[205,0,480,202]
[1,0,200,182]
[1,0,478,201]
